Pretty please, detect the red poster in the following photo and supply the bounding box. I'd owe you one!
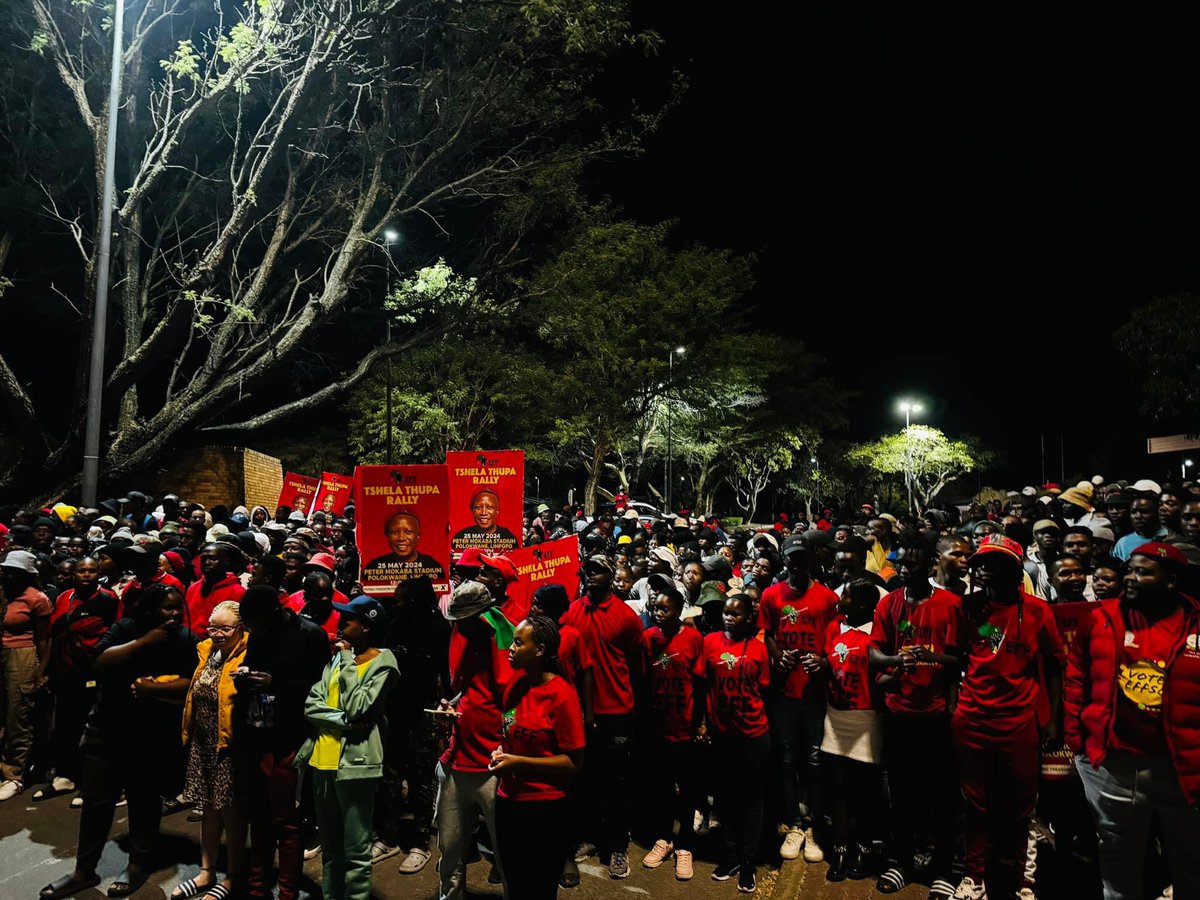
[507,537,580,613]
[277,472,319,516]
[1051,600,1098,651]
[447,450,525,557]
[313,471,353,518]
[355,464,450,597]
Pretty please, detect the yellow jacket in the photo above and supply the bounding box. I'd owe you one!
[182,632,249,752]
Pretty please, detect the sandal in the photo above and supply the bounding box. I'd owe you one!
[202,883,232,900]
[40,873,101,899]
[560,858,580,888]
[107,868,147,898]
[171,869,215,900]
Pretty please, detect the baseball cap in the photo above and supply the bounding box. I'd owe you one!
[331,595,387,623]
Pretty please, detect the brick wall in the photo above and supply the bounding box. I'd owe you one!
[143,446,283,510]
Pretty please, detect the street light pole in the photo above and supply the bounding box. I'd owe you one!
[898,400,923,514]
[382,229,398,464]
[666,346,685,513]
[811,456,820,512]
[81,0,127,506]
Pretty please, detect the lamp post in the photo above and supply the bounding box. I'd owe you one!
[382,229,399,464]
[81,0,127,505]
[1183,458,1194,480]
[897,400,924,514]
[811,456,820,512]
[666,346,685,513]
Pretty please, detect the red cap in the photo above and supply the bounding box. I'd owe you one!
[163,550,186,574]
[1131,541,1188,568]
[305,552,337,574]
[456,547,486,568]
[479,553,519,583]
[968,534,1024,566]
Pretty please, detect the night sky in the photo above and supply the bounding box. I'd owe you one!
[601,8,1200,487]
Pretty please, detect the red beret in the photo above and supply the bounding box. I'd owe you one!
[1130,541,1188,568]
[479,553,519,583]
[456,547,486,568]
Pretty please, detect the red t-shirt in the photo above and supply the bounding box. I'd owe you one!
[560,595,643,716]
[643,626,704,742]
[824,619,876,711]
[955,593,1063,730]
[442,625,517,773]
[757,579,839,700]
[870,588,964,716]
[284,587,350,614]
[497,675,586,801]
[557,623,591,690]
[184,574,246,636]
[694,632,771,738]
[1111,606,1184,757]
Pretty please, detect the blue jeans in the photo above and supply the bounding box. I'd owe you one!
[771,696,826,828]
[1076,752,1200,900]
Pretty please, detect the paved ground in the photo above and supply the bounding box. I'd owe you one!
[0,789,920,899]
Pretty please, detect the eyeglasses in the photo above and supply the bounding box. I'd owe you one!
[206,625,238,635]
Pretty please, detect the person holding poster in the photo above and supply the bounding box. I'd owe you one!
[447,451,524,556]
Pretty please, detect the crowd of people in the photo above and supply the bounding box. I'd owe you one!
[0,476,1197,900]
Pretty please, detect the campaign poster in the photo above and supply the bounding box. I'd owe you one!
[1051,600,1097,652]
[355,464,450,597]
[312,471,353,518]
[447,450,525,557]
[507,537,580,615]
[277,472,319,516]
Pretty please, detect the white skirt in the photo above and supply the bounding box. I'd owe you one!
[821,707,883,764]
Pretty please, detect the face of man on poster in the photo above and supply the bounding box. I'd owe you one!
[471,491,501,532]
[385,512,421,562]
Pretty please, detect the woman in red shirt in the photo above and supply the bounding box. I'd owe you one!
[489,615,586,900]
[694,593,771,895]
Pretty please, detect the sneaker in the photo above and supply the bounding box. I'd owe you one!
[609,851,630,879]
[779,826,805,860]
[712,860,741,882]
[952,876,986,899]
[674,849,694,881]
[0,780,23,801]
[802,827,824,863]
[161,795,191,816]
[303,837,322,861]
[642,840,673,869]
[738,866,757,894]
[114,793,127,808]
[1016,889,1037,900]
[827,845,849,882]
[397,848,430,874]
[70,796,83,809]
[877,866,912,894]
[928,878,957,899]
[371,840,401,864]
[574,841,597,862]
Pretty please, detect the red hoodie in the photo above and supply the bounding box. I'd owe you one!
[1066,595,1200,804]
[185,573,246,635]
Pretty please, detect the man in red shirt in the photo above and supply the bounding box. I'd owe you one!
[283,553,349,613]
[560,555,644,879]
[869,535,963,898]
[952,534,1063,900]
[1067,542,1200,900]
[758,537,838,863]
[184,543,245,635]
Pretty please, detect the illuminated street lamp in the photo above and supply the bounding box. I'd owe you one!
[666,347,685,512]
[897,400,925,513]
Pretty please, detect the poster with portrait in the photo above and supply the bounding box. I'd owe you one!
[507,537,580,614]
[447,450,525,558]
[312,471,353,518]
[355,464,450,597]
[277,472,319,516]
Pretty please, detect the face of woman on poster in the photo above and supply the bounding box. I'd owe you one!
[471,491,500,531]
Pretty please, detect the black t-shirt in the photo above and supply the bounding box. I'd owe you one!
[240,609,330,753]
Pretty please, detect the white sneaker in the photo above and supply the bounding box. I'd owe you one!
[70,796,84,809]
[952,876,986,899]
[0,780,25,801]
[397,848,431,874]
[802,827,824,863]
[779,827,805,860]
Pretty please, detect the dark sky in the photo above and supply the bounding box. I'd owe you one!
[598,8,1200,487]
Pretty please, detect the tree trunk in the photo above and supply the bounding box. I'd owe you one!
[583,437,609,516]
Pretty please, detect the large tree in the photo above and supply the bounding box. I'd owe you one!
[848,426,989,513]
[1116,293,1200,420]
[0,0,663,502]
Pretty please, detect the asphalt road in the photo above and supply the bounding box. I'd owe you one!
[0,789,920,899]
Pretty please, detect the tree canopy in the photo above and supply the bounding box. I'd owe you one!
[848,426,989,513]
